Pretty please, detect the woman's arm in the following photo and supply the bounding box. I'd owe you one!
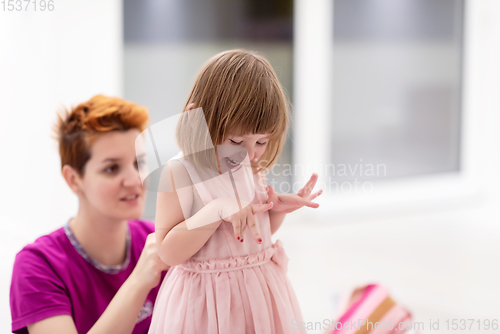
[155,160,225,266]
[27,315,78,334]
[27,277,150,334]
[86,274,152,334]
[27,233,167,334]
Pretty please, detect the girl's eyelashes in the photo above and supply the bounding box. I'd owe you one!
[229,139,268,146]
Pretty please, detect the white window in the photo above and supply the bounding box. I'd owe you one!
[293,0,492,222]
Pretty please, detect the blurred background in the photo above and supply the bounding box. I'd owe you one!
[1,0,500,333]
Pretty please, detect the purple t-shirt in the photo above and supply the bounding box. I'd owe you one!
[10,220,167,334]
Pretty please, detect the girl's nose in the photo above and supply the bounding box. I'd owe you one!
[246,148,256,161]
[236,150,247,161]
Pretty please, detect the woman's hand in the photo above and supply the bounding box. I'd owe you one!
[266,173,322,214]
[130,233,170,291]
[220,200,274,244]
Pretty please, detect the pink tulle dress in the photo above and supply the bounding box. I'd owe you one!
[148,151,306,334]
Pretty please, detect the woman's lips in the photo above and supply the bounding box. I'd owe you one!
[120,194,140,205]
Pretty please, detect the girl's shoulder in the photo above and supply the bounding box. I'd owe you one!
[165,151,195,190]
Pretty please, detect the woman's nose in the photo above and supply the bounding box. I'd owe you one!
[123,167,142,187]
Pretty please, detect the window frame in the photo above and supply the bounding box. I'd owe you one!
[292,0,494,223]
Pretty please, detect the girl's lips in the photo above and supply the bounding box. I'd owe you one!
[224,157,242,171]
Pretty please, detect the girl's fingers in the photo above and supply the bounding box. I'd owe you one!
[246,213,262,244]
[231,217,241,240]
[303,200,320,208]
[292,196,319,209]
[239,218,246,242]
[252,202,273,214]
[266,186,277,202]
[266,186,273,195]
[308,189,323,201]
[297,173,318,197]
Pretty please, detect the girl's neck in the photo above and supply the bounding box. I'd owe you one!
[69,203,129,267]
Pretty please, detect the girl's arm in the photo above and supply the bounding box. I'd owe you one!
[269,210,287,235]
[258,171,286,235]
[155,160,224,266]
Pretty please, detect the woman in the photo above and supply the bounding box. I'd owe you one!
[10,95,170,334]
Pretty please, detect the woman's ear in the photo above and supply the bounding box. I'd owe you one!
[186,103,196,111]
[62,165,83,195]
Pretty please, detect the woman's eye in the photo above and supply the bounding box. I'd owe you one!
[104,165,118,173]
[135,160,147,169]
[230,139,242,145]
[257,142,267,146]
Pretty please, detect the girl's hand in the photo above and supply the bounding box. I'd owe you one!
[266,173,323,214]
[221,200,273,244]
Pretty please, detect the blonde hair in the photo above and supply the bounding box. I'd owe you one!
[176,49,290,174]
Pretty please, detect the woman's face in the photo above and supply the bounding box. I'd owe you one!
[77,129,147,221]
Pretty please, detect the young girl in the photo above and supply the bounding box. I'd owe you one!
[150,49,322,333]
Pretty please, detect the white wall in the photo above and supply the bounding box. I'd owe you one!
[0,1,122,331]
[1,0,500,333]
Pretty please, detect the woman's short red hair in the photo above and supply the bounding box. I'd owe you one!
[52,94,150,176]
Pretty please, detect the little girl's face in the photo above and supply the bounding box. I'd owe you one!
[221,133,270,164]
